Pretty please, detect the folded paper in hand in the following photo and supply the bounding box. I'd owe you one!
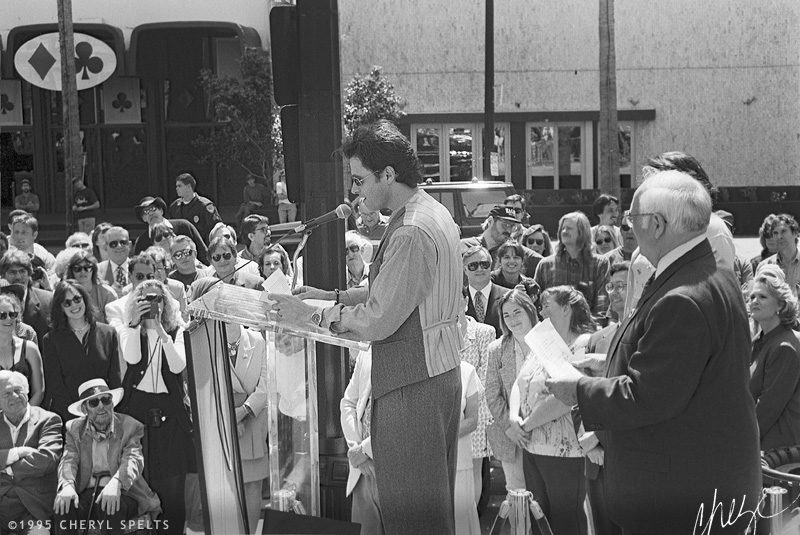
[524,319,583,381]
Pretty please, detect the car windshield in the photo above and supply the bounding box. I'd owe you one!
[463,190,510,219]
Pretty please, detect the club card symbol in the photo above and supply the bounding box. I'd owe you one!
[14,33,117,91]
[112,92,132,113]
[0,94,15,115]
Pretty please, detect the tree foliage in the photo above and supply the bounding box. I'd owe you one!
[343,66,405,136]
[194,47,281,190]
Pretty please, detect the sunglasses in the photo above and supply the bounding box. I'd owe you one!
[526,238,544,246]
[211,252,234,262]
[133,272,155,281]
[71,264,94,273]
[73,243,92,249]
[346,244,361,253]
[172,249,195,260]
[620,223,631,232]
[0,311,19,320]
[466,260,492,271]
[154,234,174,243]
[595,237,613,245]
[86,395,113,408]
[142,206,159,215]
[108,239,130,249]
[507,207,524,214]
[62,295,84,307]
[351,168,382,187]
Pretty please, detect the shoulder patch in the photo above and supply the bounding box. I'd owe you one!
[193,216,199,223]
[206,204,216,213]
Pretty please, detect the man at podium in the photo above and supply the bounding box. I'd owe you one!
[271,120,464,535]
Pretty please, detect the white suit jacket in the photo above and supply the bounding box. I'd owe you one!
[340,349,373,496]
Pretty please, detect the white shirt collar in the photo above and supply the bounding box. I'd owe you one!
[110,258,129,272]
[654,234,706,279]
[468,283,492,304]
[3,404,31,433]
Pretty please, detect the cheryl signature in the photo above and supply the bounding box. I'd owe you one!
[694,488,799,535]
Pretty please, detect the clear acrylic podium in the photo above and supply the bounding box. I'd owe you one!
[185,283,368,534]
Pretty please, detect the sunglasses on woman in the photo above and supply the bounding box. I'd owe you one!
[86,395,113,408]
[526,238,544,246]
[211,252,234,262]
[71,264,94,273]
[0,311,19,320]
[466,260,492,271]
[595,237,613,245]
[62,295,84,307]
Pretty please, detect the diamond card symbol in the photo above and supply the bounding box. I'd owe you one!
[29,43,56,80]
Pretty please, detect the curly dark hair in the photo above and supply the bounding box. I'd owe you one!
[51,280,96,331]
[340,120,422,188]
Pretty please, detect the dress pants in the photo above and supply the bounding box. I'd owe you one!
[523,451,587,535]
[55,486,138,535]
[352,473,385,535]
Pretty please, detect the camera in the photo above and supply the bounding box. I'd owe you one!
[143,293,163,319]
[146,407,165,428]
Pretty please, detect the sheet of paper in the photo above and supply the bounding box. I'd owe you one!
[524,319,583,381]
[261,270,292,295]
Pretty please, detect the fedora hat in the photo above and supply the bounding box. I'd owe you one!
[67,378,124,417]
[135,196,167,219]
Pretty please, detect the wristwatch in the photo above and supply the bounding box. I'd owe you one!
[310,308,323,327]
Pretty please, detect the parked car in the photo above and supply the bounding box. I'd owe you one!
[421,179,516,238]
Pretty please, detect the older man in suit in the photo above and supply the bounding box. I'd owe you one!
[0,250,52,344]
[0,370,63,533]
[548,171,761,534]
[97,226,132,297]
[463,245,505,338]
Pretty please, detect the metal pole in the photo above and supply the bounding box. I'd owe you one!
[483,0,494,180]
[57,0,81,235]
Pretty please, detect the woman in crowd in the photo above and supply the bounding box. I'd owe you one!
[117,279,191,535]
[521,224,553,258]
[751,214,778,274]
[0,285,38,343]
[485,289,538,521]
[222,317,269,531]
[259,246,292,283]
[0,293,44,405]
[91,221,112,262]
[511,285,598,535]
[203,237,263,289]
[49,247,82,289]
[41,280,120,421]
[491,241,535,290]
[593,224,619,255]
[455,358,483,535]
[65,249,117,322]
[749,270,800,450]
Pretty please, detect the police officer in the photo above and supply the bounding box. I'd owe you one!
[168,173,222,242]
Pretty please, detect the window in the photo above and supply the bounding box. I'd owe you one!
[525,121,593,189]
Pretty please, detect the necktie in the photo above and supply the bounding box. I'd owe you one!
[474,292,486,323]
[115,265,127,287]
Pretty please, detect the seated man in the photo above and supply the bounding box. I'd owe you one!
[54,379,161,535]
[0,370,63,533]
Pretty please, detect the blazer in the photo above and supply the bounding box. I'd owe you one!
[229,327,268,464]
[340,349,373,496]
[484,336,520,462]
[0,405,63,520]
[133,218,209,264]
[41,323,122,422]
[23,286,53,344]
[466,282,505,338]
[577,239,761,534]
[58,413,161,516]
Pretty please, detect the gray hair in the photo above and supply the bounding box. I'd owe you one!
[345,230,373,264]
[65,232,91,248]
[635,170,711,233]
[753,272,799,327]
[0,369,29,394]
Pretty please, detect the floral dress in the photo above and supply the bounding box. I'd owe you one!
[459,316,496,458]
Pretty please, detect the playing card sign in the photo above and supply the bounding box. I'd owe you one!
[14,32,116,91]
[0,80,23,125]
[103,77,142,124]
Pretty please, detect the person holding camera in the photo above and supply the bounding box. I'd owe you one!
[116,279,190,535]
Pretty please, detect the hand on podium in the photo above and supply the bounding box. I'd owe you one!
[292,285,332,301]
[269,293,316,326]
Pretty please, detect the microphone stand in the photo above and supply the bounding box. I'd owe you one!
[291,230,312,291]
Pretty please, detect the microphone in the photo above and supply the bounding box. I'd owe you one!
[292,204,352,233]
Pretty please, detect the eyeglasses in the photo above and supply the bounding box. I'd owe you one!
[61,295,84,307]
[107,239,130,249]
[211,252,234,262]
[142,206,159,216]
[497,220,521,232]
[627,212,658,220]
[345,244,361,253]
[506,206,523,214]
[172,249,195,260]
[351,168,382,187]
[254,226,271,235]
[73,242,92,249]
[466,260,492,271]
[620,223,631,232]
[605,282,628,293]
[154,234,174,243]
[133,272,155,281]
[595,237,613,245]
[71,264,94,273]
[220,233,232,240]
[526,238,544,246]
[0,311,19,320]
[86,395,113,408]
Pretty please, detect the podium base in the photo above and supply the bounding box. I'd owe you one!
[261,509,361,534]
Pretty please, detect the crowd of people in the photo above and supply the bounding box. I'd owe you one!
[3,119,800,535]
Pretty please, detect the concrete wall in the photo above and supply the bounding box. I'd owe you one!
[340,0,800,187]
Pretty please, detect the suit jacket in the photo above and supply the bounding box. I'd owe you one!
[466,282,505,338]
[340,350,373,496]
[59,413,161,516]
[484,336,520,462]
[134,218,208,264]
[41,323,122,422]
[97,260,128,296]
[0,405,63,520]
[577,239,761,534]
[23,286,53,345]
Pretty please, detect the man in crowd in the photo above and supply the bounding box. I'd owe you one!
[355,200,388,241]
[14,179,39,214]
[9,214,55,275]
[757,213,800,298]
[65,232,92,251]
[133,196,208,264]
[168,236,203,291]
[54,379,161,534]
[345,231,372,289]
[547,171,761,534]
[0,250,52,343]
[604,211,637,264]
[97,226,132,296]
[0,370,63,532]
[461,206,541,277]
[591,193,620,242]
[271,120,463,534]
[463,245,504,337]
[168,173,222,243]
[72,176,100,234]
[533,211,610,315]
[504,193,530,228]
[234,174,271,226]
[238,214,273,265]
